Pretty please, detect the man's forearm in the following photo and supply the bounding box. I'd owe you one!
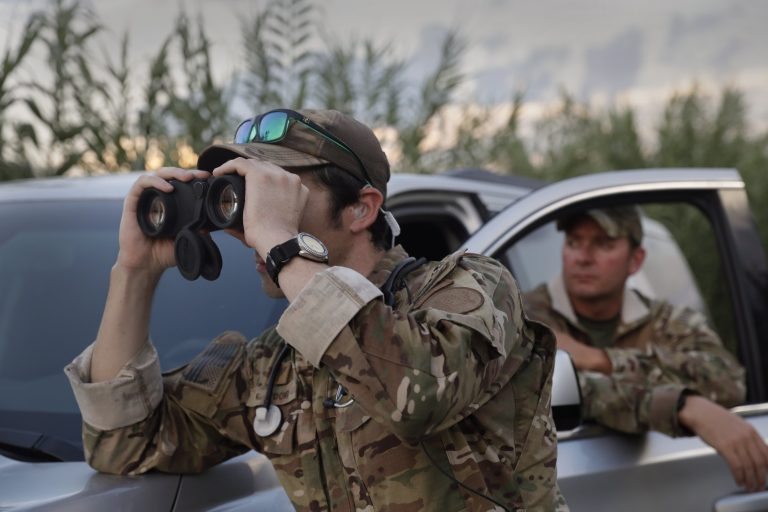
[90,264,162,382]
[586,347,613,374]
[562,337,612,374]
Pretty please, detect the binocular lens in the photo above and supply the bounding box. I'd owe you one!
[147,196,167,231]
[137,188,175,237]
[216,184,239,222]
[206,175,245,229]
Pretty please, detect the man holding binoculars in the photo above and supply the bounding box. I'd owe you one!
[65,109,567,511]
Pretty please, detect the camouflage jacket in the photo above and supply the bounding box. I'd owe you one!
[523,276,746,437]
[66,246,568,512]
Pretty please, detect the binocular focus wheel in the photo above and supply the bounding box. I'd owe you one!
[174,230,222,281]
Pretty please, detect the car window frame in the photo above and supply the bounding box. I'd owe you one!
[462,168,768,405]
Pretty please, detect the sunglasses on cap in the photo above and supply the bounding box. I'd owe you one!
[233,109,373,187]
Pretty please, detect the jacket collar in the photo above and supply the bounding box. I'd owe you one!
[547,274,649,327]
[366,245,410,288]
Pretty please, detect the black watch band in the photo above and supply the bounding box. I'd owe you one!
[265,233,329,288]
[265,238,301,288]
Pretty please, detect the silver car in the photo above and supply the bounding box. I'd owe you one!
[0,168,763,511]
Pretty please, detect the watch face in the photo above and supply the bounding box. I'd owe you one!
[298,233,328,259]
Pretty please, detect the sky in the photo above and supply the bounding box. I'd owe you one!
[1,0,767,143]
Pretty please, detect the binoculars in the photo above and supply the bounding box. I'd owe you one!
[136,175,245,280]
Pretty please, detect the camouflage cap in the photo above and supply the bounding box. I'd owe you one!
[196,109,391,197]
[557,206,643,245]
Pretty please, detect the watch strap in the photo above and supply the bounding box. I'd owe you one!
[265,237,301,287]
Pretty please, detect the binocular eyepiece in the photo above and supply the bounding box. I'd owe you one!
[136,175,246,281]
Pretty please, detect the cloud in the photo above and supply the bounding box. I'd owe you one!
[665,10,725,51]
[660,1,767,72]
[481,33,508,53]
[581,28,645,98]
[711,37,744,71]
[473,66,514,101]
[473,45,570,102]
[403,23,454,86]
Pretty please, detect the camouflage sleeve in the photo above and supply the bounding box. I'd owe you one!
[584,305,746,436]
[66,332,258,475]
[604,305,746,404]
[578,373,689,436]
[278,253,535,444]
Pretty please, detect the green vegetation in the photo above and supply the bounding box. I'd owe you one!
[2,0,767,341]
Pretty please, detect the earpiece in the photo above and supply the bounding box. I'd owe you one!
[354,205,366,219]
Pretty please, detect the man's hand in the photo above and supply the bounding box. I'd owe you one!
[93,167,210,382]
[679,395,768,492]
[212,157,309,257]
[117,167,211,274]
[553,330,612,374]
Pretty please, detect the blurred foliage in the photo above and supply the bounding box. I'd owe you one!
[644,202,738,354]
[1,0,768,345]
[0,9,43,180]
[239,0,316,110]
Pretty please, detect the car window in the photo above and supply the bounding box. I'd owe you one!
[0,199,285,454]
[504,200,738,361]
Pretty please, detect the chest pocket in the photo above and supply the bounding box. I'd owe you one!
[334,400,371,432]
[247,358,299,455]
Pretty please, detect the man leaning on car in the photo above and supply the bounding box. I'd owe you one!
[524,206,768,492]
[65,108,568,511]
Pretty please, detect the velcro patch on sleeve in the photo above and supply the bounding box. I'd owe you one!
[421,287,484,314]
[181,338,243,394]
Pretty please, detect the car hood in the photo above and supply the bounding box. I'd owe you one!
[0,454,179,511]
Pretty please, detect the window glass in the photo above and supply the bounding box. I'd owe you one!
[0,200,285,449]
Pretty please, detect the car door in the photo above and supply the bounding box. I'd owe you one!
[461,168,768,511]
[386,172,529,260]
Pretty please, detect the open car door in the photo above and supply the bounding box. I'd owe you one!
[462,168,768,511]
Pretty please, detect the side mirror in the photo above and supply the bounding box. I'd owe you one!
[551,349,582,431]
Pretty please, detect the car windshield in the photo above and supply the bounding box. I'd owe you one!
[0,199,286,458]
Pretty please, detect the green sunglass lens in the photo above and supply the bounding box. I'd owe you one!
[234,119,255,143]
[258,112,289,142]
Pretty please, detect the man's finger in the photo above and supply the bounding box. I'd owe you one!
[735,442,759,491]
[133,174,174,193]
[154,167,210,181]
[750,434,768,490]
[722,446,747,489]
[212,157,259,177]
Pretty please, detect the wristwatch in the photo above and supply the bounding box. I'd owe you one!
[265,232,329,287]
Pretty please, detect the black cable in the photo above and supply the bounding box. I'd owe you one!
[419,440,511,512]
[262,344,290,409]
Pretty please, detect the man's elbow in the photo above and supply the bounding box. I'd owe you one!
[86,452,141,476]
[709,381,747,408]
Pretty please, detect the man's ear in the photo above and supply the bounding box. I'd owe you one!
[628,245,646,275]
[347,186,383,233]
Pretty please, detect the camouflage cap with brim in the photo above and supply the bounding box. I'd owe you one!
[557,206,643,245]
[196,109,390,198]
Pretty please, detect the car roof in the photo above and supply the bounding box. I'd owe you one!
[0,172,141,203]
[0,169,537,205]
